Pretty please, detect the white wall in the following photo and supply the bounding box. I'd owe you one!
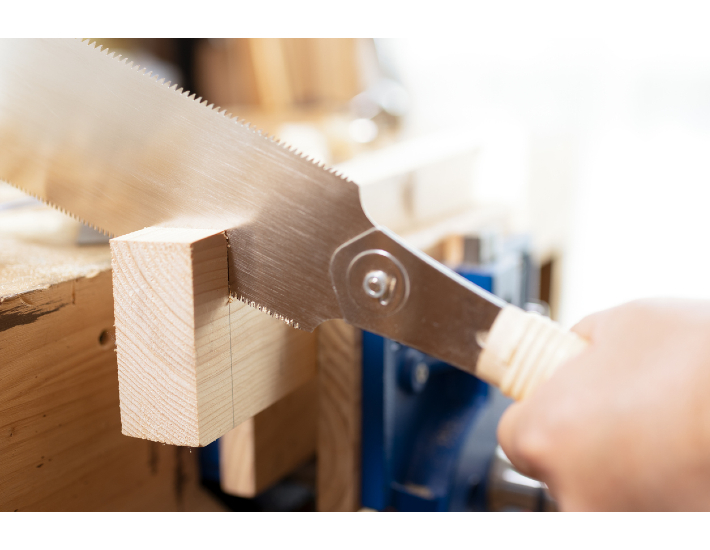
[383,5,710,325]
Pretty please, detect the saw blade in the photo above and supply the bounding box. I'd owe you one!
[0,39,374,330]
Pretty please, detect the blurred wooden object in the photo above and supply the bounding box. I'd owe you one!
[317,319,362,512]
[336,130,486,235]
[249,38,294,111]
[195,38,365,112]
[111,226,317,447]
[308,38,362,102]
[0,233,224,511]
[219,377,318,497]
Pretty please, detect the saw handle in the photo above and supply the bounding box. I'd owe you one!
[475,305,589,400]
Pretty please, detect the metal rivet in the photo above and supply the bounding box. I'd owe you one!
[363,270,389,299]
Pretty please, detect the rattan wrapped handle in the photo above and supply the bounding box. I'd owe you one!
[475,305,588,400]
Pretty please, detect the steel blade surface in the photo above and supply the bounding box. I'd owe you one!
[0,39,374,330]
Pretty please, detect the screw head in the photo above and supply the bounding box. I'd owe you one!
[345,249,409,316]
[363,270,389,300]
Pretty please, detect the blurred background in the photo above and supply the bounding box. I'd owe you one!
[83,33,710,326]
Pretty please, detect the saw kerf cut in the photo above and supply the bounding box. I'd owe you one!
[111,226,316,446]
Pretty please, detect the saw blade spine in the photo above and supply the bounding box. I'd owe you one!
[78,38,359,188]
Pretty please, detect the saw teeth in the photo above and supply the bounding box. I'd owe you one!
[0,178,113,237]
[233,293,300,329]
[74,37,357,200]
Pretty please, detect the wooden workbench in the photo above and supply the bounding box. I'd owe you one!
[0,203,225,511]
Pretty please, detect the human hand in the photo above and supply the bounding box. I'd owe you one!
[497,299,710,511]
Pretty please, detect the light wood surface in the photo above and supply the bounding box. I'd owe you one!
[336,130,485,235]
[220,376,318,497]
[112,227,233,446]
[111,226,317,447]
[0,243,224,511]
[195,39,364,112]
[249,38,294,111]
[317,319,362,511]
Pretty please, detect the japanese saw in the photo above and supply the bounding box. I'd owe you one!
[0,39,587,400]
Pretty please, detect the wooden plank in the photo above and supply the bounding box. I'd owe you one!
[111,226,317,447]
[311,39,361,103]
[0,262,224,511]
[194,39,233,109]
[248,38,294,112]
[220,376,318,497]
[224,38,261,106]
[317,319,362,512]
[281,38,317,105]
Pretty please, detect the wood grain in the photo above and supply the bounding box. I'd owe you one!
[112,227,233,446]
[0,265,223,511]
[111,227,316,447]
[220,377,318,497]
[317,319,362,511]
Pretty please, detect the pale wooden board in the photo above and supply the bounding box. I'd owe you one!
[0,233,110,299]
[0,267,224,511]
[281,39,318,104]
[310,39,361,103]
[317,319,362,512]
[248,38,294,111]
[229,291,317,431]
[220,376,318,497]
[336,131,485,234]
[112,227,317,447]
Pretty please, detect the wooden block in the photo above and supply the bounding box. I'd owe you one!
[0,248,223,511]
[112,227,233,446]
[317,319,362,512]
[111,226,316,447]
[220,376,318,497]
